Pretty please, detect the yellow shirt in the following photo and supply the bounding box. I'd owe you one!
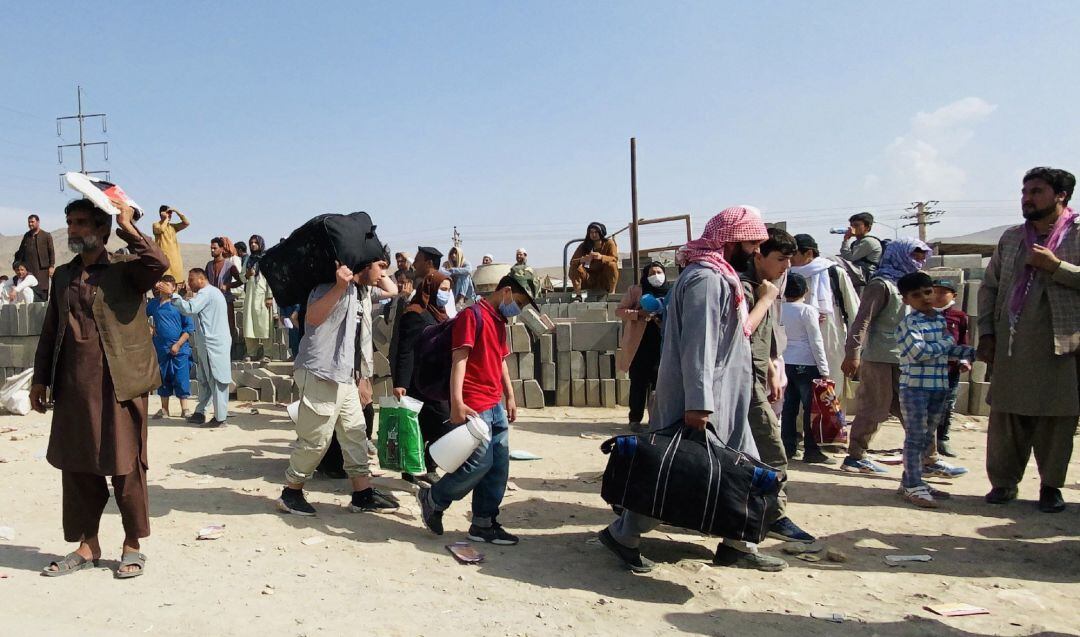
[152,219,187,280]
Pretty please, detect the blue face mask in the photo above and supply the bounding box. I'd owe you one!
[435,289,453,308]
[499,298,522,318]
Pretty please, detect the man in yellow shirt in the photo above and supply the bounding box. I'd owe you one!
[152,205,190,281]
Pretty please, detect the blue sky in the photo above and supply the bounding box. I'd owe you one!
[2,1,1078,265]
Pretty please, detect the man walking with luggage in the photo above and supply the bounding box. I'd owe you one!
[598,205,788,573]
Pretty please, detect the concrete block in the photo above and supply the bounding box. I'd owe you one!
[954,381,970,415]
[539,334,554,364]
[607,302,621,321]
[601,379,616,408]
[616,378,630,407]
[572,379,587,406]
[249,367,278,380]
[265,361,294,376]
[511,380,524,406]
[271,377,293,403]
[567,303,589,319]
[570,351,585,379]
[257,378,277,403]
[964,280,981,316]
[510,324,531,353]
[236,386,260,402]
[15,304,30,336]
[557,352,571,381]
[556,323,572,352]
[599,353,615,379]
[0,305,16,337]
[571,322,620,352]
[518,352,535,380]
[556,379,571,406]
[969,360,988,384]
[940,254,985,270]
[586,379,601,407]
[519,307,554,337]
[969,381,991,416]
[522,380,544,409]
[373,352,391,377]
[540,362,556,391]
[585,351,599,379]
[615,367,629,381]
[505,353,520,379]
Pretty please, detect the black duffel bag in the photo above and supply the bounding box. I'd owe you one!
[260,211,385,307]
[600,423,785,544]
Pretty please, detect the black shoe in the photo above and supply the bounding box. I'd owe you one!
[598,528,655,573]
[985,486,1018,504]
[202,419,226,428]
[713,544,788,572]
[1038,486,1065,513]
[186,412,206,425]
[468,522,519,545]
[350,488,400,513]
[276,487,316,516]
[802,449,837,465]
[938,439,957,458]
[419,472,440,486]
[416,487,444,535]
[767,517,816,543]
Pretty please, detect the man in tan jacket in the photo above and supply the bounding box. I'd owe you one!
[31,197,168,579]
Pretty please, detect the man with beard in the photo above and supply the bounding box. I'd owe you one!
[14,213,55,301]
[979,167,1080,513]
[32,197,167,578]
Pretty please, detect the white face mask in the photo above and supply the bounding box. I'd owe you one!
[647,273,666,287]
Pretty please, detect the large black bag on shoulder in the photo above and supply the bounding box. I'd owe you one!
[260,211,385,306]
[600,423,785,544]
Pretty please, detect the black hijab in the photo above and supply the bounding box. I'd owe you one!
[640,261,670,297]
[247,234,266,275]
[586,222,608,242]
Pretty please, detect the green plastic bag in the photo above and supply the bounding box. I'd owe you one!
[377,396,426,475]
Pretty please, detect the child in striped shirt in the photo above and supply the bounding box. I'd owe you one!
[895,272,976,508]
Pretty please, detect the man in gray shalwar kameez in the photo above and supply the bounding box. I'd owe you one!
[599,206,788,573]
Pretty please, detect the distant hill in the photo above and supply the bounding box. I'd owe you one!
[1,225,211,275]
[932,224,1014,246]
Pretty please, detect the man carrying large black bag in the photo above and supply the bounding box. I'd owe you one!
[598,206,789,573]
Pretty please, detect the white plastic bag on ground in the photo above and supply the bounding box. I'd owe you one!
[0,369,34,416]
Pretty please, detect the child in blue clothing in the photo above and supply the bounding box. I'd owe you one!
[147,275,195,418]
[895,272,976,508]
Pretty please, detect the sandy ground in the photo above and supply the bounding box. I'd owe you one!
[0,399,1077,637]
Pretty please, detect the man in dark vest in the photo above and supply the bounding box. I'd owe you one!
[31,197,168,579]
[14,213,55,301]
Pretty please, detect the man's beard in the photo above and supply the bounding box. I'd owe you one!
[728,247,752,271]
[1022,204,1056,221]
[68,234,103,253]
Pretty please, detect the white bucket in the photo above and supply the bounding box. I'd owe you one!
[429,415,491,473]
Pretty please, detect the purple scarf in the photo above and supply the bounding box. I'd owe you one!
[1008,207,1078,330]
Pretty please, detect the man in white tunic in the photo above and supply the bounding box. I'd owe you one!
[159,268,233,427]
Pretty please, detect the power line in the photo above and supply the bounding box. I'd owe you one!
[55,85,109,189]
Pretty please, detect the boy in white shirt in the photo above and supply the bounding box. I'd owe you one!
[780,273,835,464]
[0,262,39,305]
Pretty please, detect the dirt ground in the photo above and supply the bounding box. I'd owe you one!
[0,400,1077,637]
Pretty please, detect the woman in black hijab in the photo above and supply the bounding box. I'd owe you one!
[569,222,620,296]
[615,261,670,431]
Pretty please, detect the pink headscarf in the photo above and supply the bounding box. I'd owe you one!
[677,205,769,336]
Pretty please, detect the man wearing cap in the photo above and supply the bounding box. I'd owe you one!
[31,197,168,578]
[598,206,789,574]
[413,246,443,284]
[790,233,861,407]
[481,254,494,266]
[509,248,534,280]
[416,271,539,545]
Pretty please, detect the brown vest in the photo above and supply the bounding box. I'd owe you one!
[50,255,161,401]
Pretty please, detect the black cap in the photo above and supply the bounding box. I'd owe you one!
[931,278,957,292]
[794,234,818,252]
[417,246,443,262]
[498,272,540,311]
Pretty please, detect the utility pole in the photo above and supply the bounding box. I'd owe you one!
[56,85,109,189]
[451,226,462,249]
[902,200,945,241]
[629,138,641,278]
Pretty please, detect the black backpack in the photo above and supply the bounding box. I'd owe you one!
[412,305,484,402]
[261,211,385,306]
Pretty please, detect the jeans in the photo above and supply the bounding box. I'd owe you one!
[780,364,822,456]
[429,403,510,527]
[898,387,949,488]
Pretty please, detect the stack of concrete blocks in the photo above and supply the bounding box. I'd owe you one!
[504,318,546,409]
[0,302,46,384]
[370,306,395,400]
[224,360,297,404]
[549,317,625,409]
[927,256,992,416]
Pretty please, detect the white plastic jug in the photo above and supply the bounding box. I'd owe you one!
[429,415,491,473]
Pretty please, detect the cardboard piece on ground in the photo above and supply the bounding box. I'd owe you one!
[924,604,989,617]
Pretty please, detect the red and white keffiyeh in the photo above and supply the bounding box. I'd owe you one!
[677,205,769,336]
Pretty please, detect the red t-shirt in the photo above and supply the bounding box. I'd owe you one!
[452,299,510,411]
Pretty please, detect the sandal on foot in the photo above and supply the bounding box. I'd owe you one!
[115,551,147,579]
[42,552,99,577]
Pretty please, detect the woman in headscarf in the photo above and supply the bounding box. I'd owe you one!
[616,261,671,431]
[569,222,620,296]
[242,234,275,361]
[390,271,453,485]
[443,246,476,305]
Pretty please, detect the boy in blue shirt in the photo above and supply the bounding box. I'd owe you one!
[895,272,976,508]
[147,275,195,418]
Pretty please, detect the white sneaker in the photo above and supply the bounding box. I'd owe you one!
[900,485,938,509]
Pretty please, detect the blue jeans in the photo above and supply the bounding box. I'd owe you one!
[898,388,949,488]
[780,364,822,456]
[429,403,510,528]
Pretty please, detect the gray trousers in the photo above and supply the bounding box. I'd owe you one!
[987,411,1077,489]
[608,510,756,553]
[195,380,229,422]
[749,397,787,522]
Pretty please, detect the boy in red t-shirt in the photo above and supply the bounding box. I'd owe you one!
[933,279,971,458]
[417,273,539,545]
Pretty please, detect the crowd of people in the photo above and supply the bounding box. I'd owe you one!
[11,166,1077,581]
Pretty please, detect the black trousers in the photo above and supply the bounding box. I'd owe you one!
[628,324,662,424]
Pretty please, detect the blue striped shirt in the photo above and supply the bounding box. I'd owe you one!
[896,310,976,390]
